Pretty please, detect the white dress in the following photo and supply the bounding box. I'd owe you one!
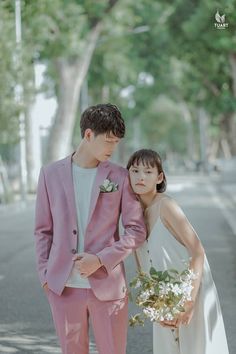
[136,198,229,354]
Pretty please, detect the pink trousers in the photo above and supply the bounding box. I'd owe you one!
[46,287,128,354]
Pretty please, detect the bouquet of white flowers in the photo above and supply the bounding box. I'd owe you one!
[129,266,198,327]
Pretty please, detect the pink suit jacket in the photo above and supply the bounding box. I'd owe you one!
[34,153,146,301]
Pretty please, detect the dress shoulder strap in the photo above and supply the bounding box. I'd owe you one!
[134,196,170,273]
[158,195,170,221]
[146,195,170,232]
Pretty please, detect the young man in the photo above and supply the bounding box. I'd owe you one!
[34,103,146,354]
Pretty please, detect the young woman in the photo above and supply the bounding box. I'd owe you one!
[127,149,229,354]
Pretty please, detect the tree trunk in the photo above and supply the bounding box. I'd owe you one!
[229,53,236,155]
[220,113,236,156]
[25,101,43,192]
[229,53,236,97]
[0,155,13,203]
[229,114,236,155]
[198,107,210,172]
[47,23,103,162]
[179,101,196,160]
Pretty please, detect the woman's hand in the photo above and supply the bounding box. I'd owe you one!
[178,300,195,326]
[159,318,178,329]
[159,300,195,328]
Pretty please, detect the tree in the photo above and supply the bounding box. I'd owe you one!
[157,0,236,155]
[0,1,20,144]
[21,0,120,162]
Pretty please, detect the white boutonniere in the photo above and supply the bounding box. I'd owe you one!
[99,178,118,193]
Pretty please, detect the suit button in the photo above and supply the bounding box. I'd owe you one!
[73,230,77,235]
[71,248,77,254]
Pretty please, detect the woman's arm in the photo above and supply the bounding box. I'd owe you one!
[160,197,205,326]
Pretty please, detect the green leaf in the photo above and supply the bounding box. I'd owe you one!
[169,269,180,274]
[129,314,145,327]
[154,284,160,293]
[176,306,185,313]
[162,271,169,280]
[150,267,158,276]
[129,278,138,288]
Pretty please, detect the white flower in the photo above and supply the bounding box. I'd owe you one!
[181,269,198,281]
[165,313,174,321]
[159,282,172,295]
[134,279,142,289]
[139,289,152,302]
[181,282,193,293]
[143,307,159,321]
[171,284,182,296]
[99,178,118,192]
[103,179,110,188]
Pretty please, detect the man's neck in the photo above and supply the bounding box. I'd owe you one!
[72,143,99,168]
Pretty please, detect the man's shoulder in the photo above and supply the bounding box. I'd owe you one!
[41,155,69,174]
[107,161,128,177]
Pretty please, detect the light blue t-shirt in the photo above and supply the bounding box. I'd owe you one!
[66,163,97,288]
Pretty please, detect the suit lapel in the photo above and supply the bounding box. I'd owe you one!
[87,161,111,225]
[59,153,77,225]
[59,154,111,227]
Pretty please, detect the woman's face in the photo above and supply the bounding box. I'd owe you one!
[129,161,163,195]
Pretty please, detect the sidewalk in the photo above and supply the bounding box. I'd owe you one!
[0,196,35,217]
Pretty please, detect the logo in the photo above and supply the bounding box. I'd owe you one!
[214,10,228,29]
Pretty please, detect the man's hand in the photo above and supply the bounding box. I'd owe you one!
[72,253,102,277]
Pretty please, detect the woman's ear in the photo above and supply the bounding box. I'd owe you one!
[157,172,164,185]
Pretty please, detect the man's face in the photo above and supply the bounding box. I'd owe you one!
[86,130,121,162]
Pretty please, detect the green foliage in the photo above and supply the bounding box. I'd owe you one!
[22,0,88,59]
[88,0,236,156]
[0,0,36,144]
[0,2,19,143]
[1,0,236,156]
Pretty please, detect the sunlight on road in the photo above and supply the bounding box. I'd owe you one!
[0,326,98,354]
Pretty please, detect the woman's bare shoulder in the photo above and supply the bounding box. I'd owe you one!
[160,195,186,223]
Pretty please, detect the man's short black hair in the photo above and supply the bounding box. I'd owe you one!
[80,103,125,138]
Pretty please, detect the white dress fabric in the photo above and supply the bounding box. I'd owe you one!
[136,198,229,354]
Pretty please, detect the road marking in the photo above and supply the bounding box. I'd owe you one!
[207,183,236,235]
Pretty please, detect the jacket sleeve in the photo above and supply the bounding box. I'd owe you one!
[96,173,147,273]
[34,167,53,286]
